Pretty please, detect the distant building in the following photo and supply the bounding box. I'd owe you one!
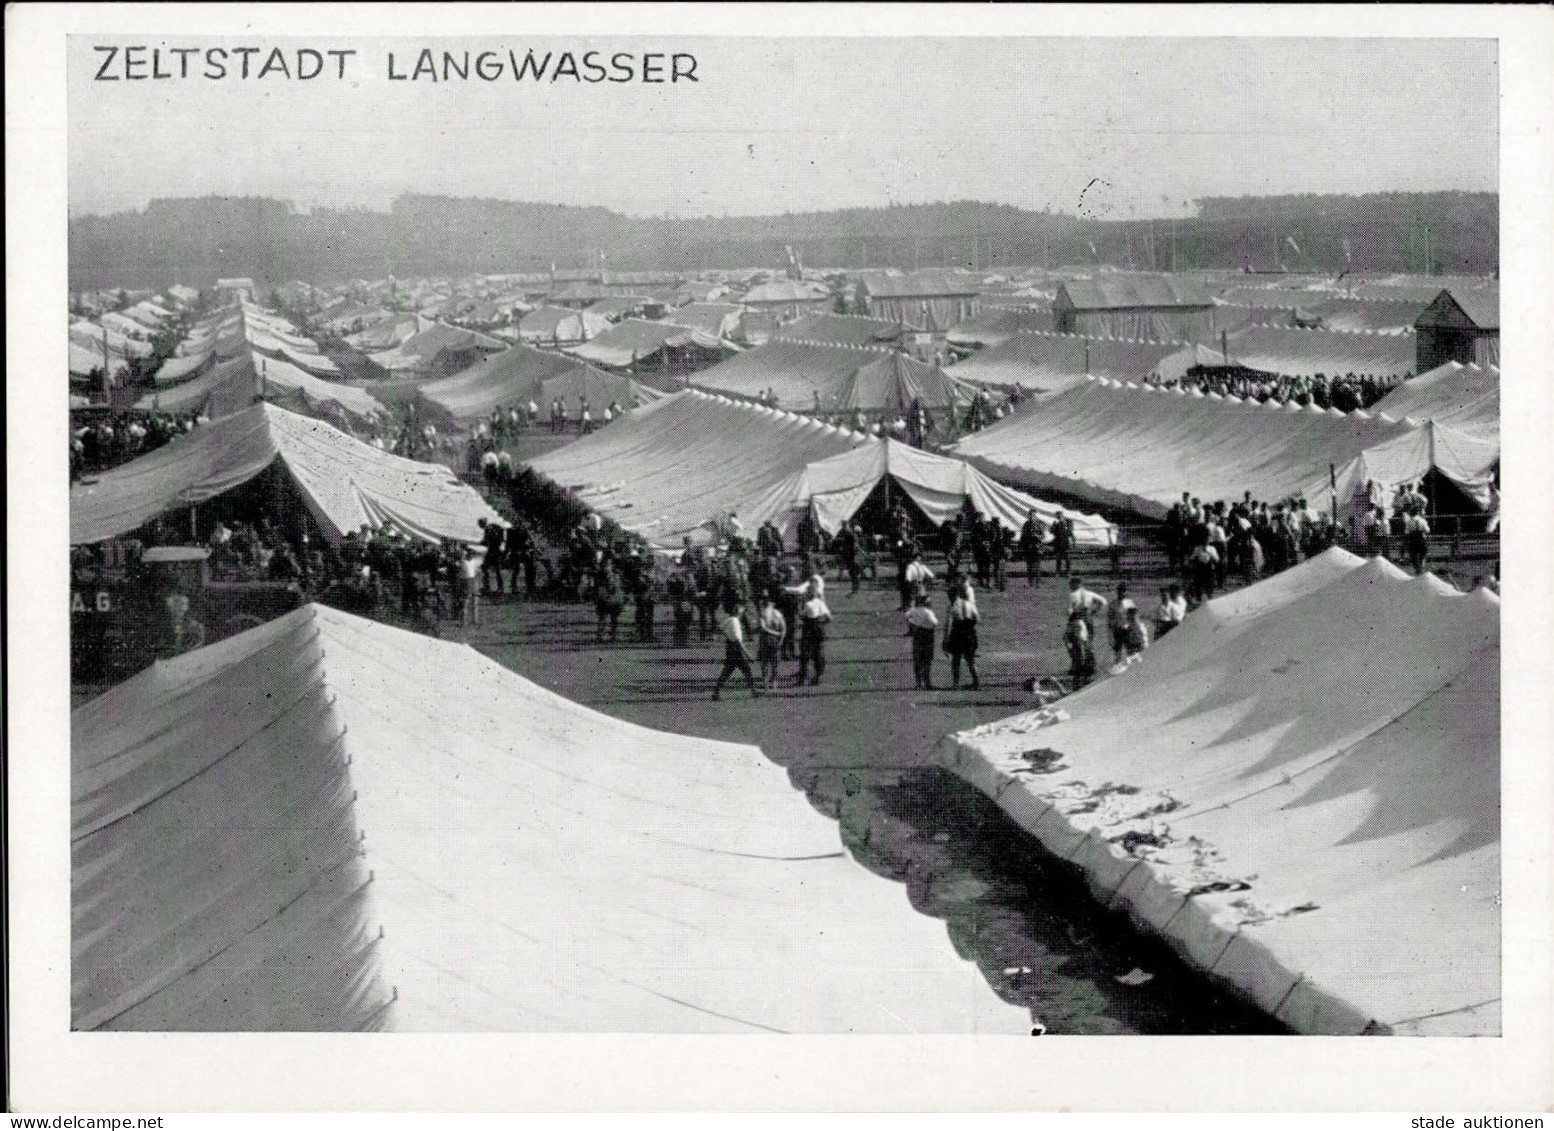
[215,277,257,301]
[855,270,981,330]
[1053,275,1217,342]
[741,279,832,321]
[1415,287,1499,372]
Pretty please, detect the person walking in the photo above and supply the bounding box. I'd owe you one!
[1018,510,1045,585]
[1405,511,1431,575]
[834,521,862,595]
[1153,583,1186,639]
[794,581,833,686]
[1121,605,1150,661]
[458,545,482,630]
[594,559,625,642]
[1068,576,1109,640]
[712,599,761,700]
[1052,510,1073,576]
[1064,607,1096,688]
[906,590,939,690]
[970,519,991,588]
[478,518,505,598]
[989,518,1009,592]
[945,580,981,691]
[904,548,935,606]
[756,593,787,690]
[1107,583,1135,665]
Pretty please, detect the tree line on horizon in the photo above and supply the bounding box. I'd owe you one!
[67,190,1498,290]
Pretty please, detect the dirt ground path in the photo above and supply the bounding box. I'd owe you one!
[467,560,1284,1035]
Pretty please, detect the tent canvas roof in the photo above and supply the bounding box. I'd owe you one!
[419,344,664,423]
[949,332,1185,394]
[741,279,829,305]
[859,270,981,299]
[742,437,1115,547]
[952,376,1498,520]
[369,323,506,373]
[564,319,721,369]
[1058,276,1213,311]
[71,402,499,546]
[827,352,971,416]
[772,312,910,348]
[72,604,1027,1032]
[135,353,261,419]
[526,390,867,548]
[255,353,387,430]
[1218,325,1417,380]
[941,550,1498,1034]
[664,302,745,339]
[1370,361,1498,438]
[695,339,894,410]
[946,306,1057,348]
[418,344,605,422]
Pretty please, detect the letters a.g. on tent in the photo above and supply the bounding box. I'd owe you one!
[72,604,1028,1033]
[940,549,1500,1035]
[742,438,1117,548]
[70,402,501,546]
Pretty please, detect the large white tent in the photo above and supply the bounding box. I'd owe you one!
[742,438,1115,547]
[1370,361,1499,438]
[418,344,662,425]
[73,605,1029,1033]
[953,376,1499,521]
[940,549,1499,1035]
[948,332,1186,395]
[526,390,868,548]
[71,402,499,546]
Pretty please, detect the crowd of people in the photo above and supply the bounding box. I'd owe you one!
[1146,368,1395,411]
[70,410,207,481]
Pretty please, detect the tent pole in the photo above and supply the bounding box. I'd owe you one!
[190,504,198,541]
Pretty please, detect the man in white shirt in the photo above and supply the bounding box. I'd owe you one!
[904,549,935,606]
[795,582,833,686]
[1154,583,1187,638]
[905,592,940,690]
[712,601,760,700]
[1068,577,1109,636]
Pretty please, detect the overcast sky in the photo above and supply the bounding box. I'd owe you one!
[68,36,1498,220]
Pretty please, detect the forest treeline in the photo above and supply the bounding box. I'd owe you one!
[68,191,1498,289]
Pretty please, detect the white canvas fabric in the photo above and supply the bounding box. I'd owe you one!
[695,340,896,410]
[526,391,867,547]
[135,354,261,419]
[939,549,1499,1035]
[73,605,1028,1033]
[418,345,663,424]
[71,403,499,546]
[953,377,1499,520]
[950,332,1186,394]
[1371,361,1499,438]
[256,354,386,430]
[742,438,1116,547]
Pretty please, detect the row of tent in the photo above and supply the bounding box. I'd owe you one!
[69,539,1500,1034]
[691,339,982,419]
[951,324,1420,397]
[526,390,1116,550]
[70,401,500,548]
[415,342,666,425]
[72,603,1029,1032]
[951,363,1500,522]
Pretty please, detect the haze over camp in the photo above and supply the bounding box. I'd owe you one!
[63,29,1503,1052]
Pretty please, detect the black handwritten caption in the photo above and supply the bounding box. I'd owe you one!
[92,46,700,84]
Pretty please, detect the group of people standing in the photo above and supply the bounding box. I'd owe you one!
[1162,490,1339,604]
